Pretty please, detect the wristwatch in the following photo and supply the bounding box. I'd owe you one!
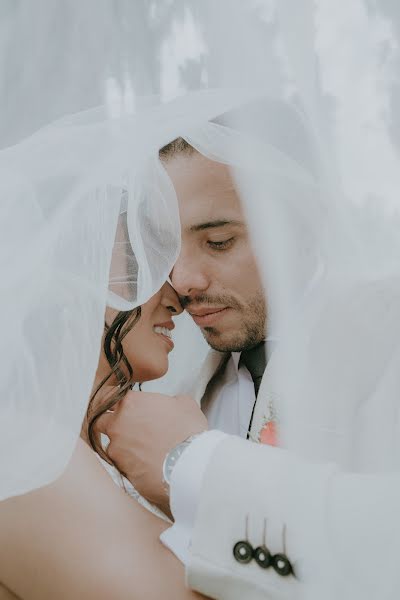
[162,434,199,490]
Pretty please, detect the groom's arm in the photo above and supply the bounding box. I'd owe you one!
[170,434,332,598]
[98,390,400,598]
[96,392,317,597]
[179,435,400,598]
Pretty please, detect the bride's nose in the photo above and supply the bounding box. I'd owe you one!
[160,281,183,316]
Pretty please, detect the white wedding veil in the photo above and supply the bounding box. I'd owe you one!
[1,1,400,596]
[0,88,257,499]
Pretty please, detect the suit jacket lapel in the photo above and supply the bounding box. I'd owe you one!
[188,345,278,443]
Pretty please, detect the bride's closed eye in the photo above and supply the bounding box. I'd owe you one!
[166,304,178,313]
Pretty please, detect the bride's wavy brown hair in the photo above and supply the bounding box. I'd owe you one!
[87,137,191,461]
[87,308,141,462]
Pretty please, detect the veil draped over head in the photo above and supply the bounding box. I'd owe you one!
[2,1,400,595]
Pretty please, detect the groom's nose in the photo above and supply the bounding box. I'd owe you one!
[171,253,210,297]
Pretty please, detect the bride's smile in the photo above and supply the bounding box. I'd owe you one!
[153,321,175,350]
[100,281,182,386]
[126,282,182,381]
[82,281,183,460]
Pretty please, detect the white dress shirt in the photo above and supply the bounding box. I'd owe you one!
[161,352,257,562]
[203,352,256,437]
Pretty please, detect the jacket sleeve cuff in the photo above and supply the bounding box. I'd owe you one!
[160,430,227,564]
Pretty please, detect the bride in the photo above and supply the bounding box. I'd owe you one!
[0,88,219,597]
[0,61,253,596]
[0,279,207,599]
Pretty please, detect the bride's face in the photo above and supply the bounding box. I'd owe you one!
[104,282,182,382]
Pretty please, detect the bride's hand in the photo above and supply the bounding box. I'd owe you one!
[95,391,207,517]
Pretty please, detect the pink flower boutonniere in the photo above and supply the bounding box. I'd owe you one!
[258,419,278,446]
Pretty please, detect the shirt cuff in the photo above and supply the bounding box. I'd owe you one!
[160,429,227,564]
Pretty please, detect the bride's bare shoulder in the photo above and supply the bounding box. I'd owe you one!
[0,438,168,539]
[0,440,180,599]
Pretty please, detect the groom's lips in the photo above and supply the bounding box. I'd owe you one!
[188,306,230,327]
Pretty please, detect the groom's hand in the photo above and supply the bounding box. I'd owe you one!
[95,391,207,517]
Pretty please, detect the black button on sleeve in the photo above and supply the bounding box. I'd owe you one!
[253,545,271,569]
[233,541,253,564]
[272,553,293,576]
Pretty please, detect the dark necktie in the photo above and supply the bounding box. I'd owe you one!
[239,341,267,397]
[239,342,267,439]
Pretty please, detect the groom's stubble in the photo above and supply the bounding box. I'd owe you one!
[180,291,266,352]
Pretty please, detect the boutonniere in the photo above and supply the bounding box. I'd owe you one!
[258,418,278,446]
[258,398,279,446]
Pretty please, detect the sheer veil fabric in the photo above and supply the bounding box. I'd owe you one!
[1,1,400,594]
[0,88,255,500]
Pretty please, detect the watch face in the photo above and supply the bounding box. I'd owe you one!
[163,440,190,485]
[166,452,175,475]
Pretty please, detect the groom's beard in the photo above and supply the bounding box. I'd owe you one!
[180,292,266,352]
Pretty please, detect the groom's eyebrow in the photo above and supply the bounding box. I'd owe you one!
[190,219,242,232]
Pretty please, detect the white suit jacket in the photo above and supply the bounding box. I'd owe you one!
[179,279,400,599]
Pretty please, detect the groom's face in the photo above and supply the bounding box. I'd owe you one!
[165,151,266,352]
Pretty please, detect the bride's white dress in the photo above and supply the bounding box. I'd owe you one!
[98,457,171,523]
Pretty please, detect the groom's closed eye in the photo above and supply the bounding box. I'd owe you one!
[189,219,244,253]
[207,237,235,251]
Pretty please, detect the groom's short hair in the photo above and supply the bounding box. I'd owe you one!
[159,137,194,160]
[159,98,317,177]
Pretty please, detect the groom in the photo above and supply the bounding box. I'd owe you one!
[96,101,400,598]
[97,132,400,599]
[97,140,302,596]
